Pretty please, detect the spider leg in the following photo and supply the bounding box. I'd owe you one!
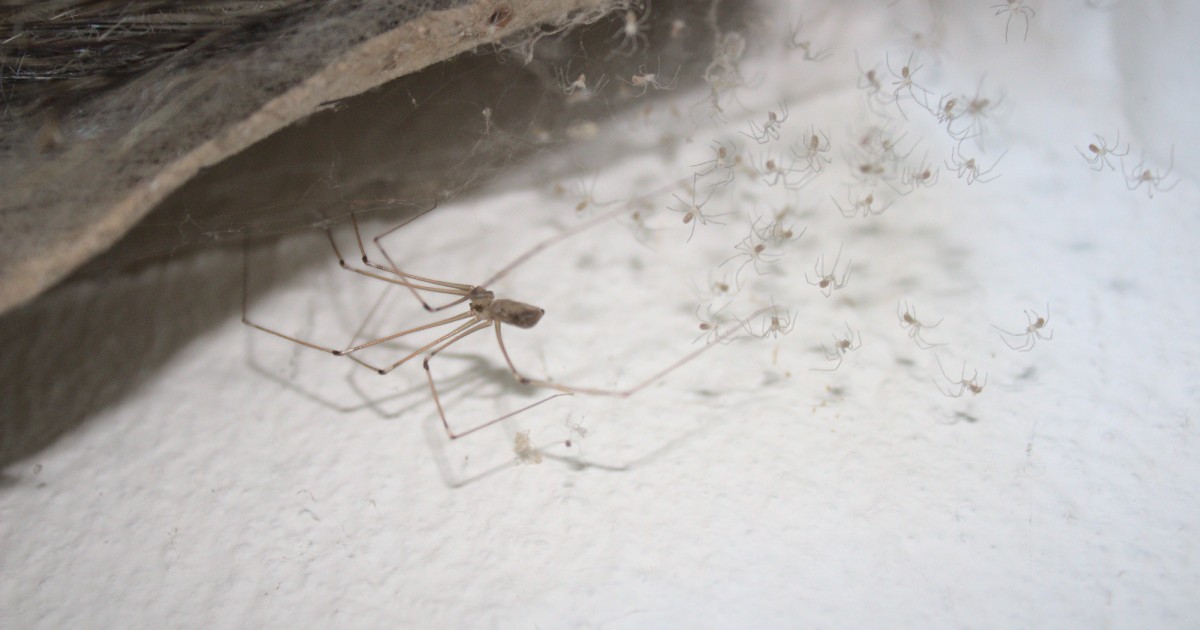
[326,226,470,306]
[422,321,571,440]
[837,260,853,288]
[242,237,475,366]
[375,317,483,374]
[490,308,766,398]
[730,256,755,290]
[913,330,945,350]
[338,210,476,313]
[334,311,476,358]
[934,354,956,383]
[999,332,1034,352]
[812,344,843,371]
[934,377,964,398]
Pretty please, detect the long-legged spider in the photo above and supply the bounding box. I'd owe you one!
[753,214,805,245]
[833,189,892,219]
[1077,131,1129,172]
[721,223,784,288]
[993,304,1053,352]
[813,323,861,371]
[944,76,1004,141]
[993,0,1035,43]
[855,52,892,115]
[886,52,932,119]
[1123,147,1179,198]
[891,153,940,194]
[946,143,1005,184]
[805,243,852,297]
[609,0,651,57]
[790,127,832,173]
[668,176,731,241]
[694,302,740,345]
[897,300,945,349]
[934,356,986,397]
[557,69,609,104]
[242,197,753,440]
[744,302,797,339]
[785,18,831,61]
[622,60,680,97]
[691,140,739,187]
[751,151,815,189]
[740,101,789,144]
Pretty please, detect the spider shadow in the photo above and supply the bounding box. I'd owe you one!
[0,242,266,471]
[430,408,722,489]
[246,328,548,423]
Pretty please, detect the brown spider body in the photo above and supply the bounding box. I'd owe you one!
[469,290,545,329]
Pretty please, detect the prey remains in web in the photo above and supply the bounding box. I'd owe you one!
[244,193,760,440]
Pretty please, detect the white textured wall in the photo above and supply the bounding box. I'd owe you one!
[2,2,1198,627]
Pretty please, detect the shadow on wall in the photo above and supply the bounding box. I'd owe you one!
[0,0,749,468]
[0,246,249,469]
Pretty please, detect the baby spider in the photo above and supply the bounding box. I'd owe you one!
[610,0,651,57]
[814,323,861,371]
[930,92,960,127]
[855,52,892,115]
[886,52,932,119]
[558,70,608,103]
[623,61,679,97]
[1123,147,1179,198]
[668,176,730,241]
[849,156,890,186]
[692,266,735,299]
[1077,131,1129,171]
[790,127,833,173]
[892,153,940,194]
[721,224,784,288]
[946,143,1006,184]
[694,302,739,345]
[753,214,805,245]
[785,18,831,61]
[691,140,740,187]
[934,356,987,398]
[744,302,797,339]
[741,101,789,144]
[569,176,615,214]
[945,76,1004,140]
[624,60,681,96]
[833,189,892,219]
[993,304,1053,352]
[805,243,852,297]
[993,0,1035,43]
[752,152,815,189]
[897,300,945,349]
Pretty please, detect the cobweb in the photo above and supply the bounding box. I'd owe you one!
[0,0,746,312]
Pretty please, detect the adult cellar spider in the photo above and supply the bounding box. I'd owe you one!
[243,197,758,440]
